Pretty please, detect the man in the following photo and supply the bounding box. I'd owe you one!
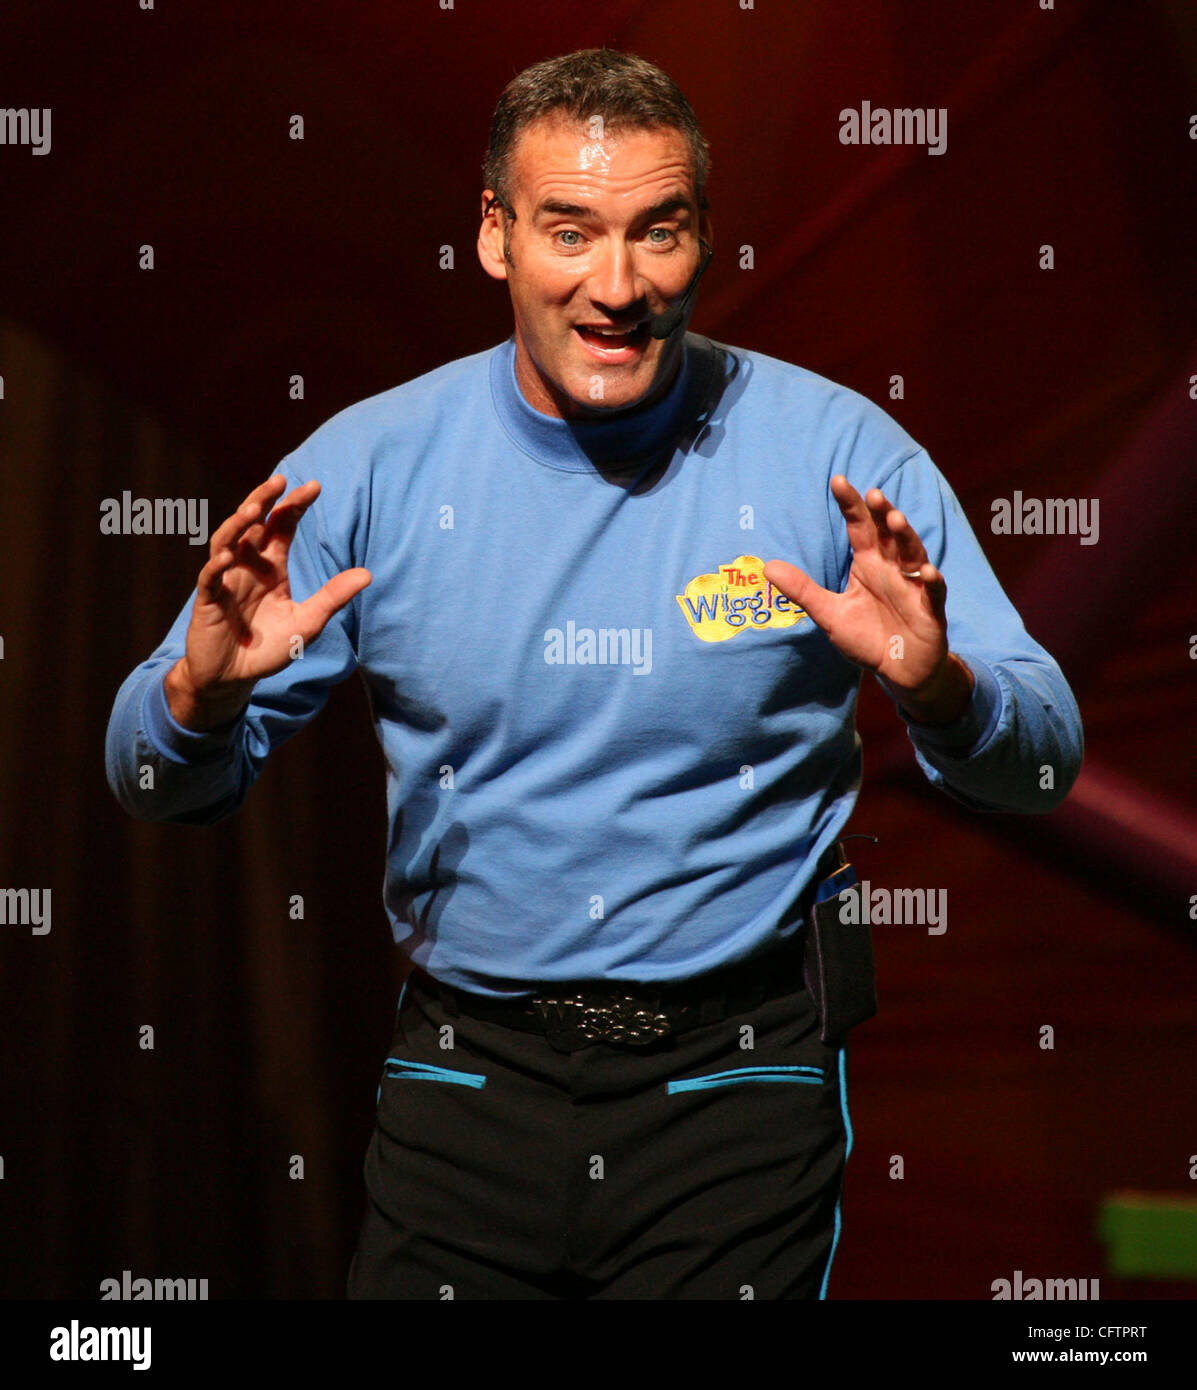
[105,48,1083,1299]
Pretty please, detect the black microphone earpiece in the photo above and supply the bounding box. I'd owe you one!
[648,239,714,340]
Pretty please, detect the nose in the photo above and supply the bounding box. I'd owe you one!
[588,237,646,316]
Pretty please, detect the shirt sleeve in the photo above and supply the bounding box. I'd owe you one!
[104,458,362,824]
[858,447,1084,814]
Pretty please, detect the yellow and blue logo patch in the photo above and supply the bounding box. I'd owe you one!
[675,554,808,643]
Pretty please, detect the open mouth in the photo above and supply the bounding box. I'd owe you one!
[574,322,651,356]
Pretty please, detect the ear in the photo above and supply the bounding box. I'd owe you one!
[699,202,713,252]
[477,190,510,282]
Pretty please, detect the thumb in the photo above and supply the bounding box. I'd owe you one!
[762,559,833,627]
[292,567,372,643]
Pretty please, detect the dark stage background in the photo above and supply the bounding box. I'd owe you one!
[1,0,1194,1300]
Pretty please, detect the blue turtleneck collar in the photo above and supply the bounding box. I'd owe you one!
[488,332,716,473]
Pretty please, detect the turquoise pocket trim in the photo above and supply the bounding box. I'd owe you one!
[383,1057,487,1089]
[666,1064,825,1095]
[818,1046,852,1300]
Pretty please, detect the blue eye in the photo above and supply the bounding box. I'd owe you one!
[556,230,583,247]
[647,228,675,244]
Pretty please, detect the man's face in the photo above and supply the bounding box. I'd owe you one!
[478,115,711,420]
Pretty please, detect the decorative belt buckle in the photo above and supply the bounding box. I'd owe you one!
[531,992,672,1051]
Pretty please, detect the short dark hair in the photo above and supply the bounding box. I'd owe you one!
[483,48,711,218]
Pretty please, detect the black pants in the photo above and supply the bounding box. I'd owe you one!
[347,963,852,1299]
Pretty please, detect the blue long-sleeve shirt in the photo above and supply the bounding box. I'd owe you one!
[105,333,1083,997]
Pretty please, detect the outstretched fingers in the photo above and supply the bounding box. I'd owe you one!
[201,476,323,597]
[863,488,947,616]
[207,475,288,561]
[200,475,289,598]
[257,479,324,560]
[830,475,883,557]
[865,488,925,573]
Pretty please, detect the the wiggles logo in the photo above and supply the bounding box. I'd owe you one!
[675,555,808,643]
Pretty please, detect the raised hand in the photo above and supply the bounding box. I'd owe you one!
[763,475,974,725]
[164,475,372,731]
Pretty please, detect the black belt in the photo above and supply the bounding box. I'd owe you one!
[411,840,850,1053]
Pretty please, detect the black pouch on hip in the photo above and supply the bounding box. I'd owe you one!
[802,840,878,1044]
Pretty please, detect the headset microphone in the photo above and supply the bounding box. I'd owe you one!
[648,239,714,340]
